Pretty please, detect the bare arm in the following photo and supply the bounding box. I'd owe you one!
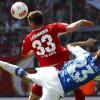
[67,20,94,33]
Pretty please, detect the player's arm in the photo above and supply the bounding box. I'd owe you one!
[21,35,34,58]
[67,19,94,33]
[22,50,34,58]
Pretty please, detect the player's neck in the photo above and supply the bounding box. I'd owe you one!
[34,25,43,30]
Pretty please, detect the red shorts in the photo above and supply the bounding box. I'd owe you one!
[31,63,64,96]
[32,83,42,96]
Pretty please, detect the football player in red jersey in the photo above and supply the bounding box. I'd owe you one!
[21,10,94,100]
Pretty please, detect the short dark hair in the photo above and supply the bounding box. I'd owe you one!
[28,10,43,25]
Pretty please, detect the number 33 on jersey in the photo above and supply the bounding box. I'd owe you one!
[32,34,56,56]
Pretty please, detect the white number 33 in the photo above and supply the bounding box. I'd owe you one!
[32,34,56,55]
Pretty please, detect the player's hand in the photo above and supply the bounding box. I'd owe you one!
[86,38,97,47]
[81,20,94,27]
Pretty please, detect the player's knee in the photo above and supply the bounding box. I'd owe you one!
[28,92,40,100]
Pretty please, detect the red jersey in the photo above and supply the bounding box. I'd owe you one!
[22,23,69,67]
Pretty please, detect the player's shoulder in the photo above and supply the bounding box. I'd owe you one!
[46,22,61,26]
[23,32,32,41]
[45,23,55,27]
[25,34,30,39]
[45,23,61,29]
[46,23,60,27]
[46,22,68,28]
[24,30,35,39]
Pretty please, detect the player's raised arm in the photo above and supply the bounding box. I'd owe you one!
[67,19,94,33]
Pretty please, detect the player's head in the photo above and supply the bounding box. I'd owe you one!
[28,10,43,29]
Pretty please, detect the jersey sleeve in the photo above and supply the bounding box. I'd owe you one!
[53,23,69,34]
[21,35,32,55]
[67,46,90,57]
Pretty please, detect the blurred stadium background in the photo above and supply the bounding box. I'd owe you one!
[0,0,100,99]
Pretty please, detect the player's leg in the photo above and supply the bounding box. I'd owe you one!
[74,88,85,100]
[28,84,42,100]
[0,61,26,78]
[0,60,36,83]
[28,92,40,100]
[40,87,60,100]
[0,60,42,100]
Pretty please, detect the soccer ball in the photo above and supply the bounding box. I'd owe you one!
[11,2,28,19]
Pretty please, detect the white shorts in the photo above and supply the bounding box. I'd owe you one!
[40,87,61,100]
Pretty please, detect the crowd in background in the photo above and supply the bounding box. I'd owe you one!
[0,0,100,96]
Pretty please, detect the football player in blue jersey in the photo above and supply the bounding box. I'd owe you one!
[0,38,100,100]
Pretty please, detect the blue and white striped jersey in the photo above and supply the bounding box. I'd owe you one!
[60,46,100,93]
